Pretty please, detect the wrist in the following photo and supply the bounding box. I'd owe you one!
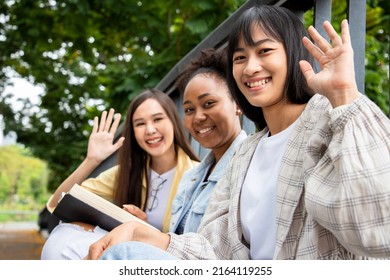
[328,89,360,108]
[133,223,170,250]
[82,156,102,168]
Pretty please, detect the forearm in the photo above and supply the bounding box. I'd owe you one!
[133,223,170,250]
[47,157,102,210]
[306,96,390,257]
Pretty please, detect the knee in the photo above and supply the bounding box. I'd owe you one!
[41,225,71,259]
[41,223,102,260]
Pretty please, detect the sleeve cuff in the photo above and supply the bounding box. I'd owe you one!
[330,104,350,123]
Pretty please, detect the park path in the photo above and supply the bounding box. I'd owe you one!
[0,222,46,260]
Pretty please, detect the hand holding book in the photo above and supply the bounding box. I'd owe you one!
[122,204,148,222]
[53,183,155,232]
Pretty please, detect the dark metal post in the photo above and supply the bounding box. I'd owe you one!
[314,0,332,41]
[347,0,366,94]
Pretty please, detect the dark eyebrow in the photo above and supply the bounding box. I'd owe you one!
[234,38,275,52]
[183,93,211,105]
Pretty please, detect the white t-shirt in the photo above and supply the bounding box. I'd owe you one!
[145,167,176,230]
[240,122,296,259]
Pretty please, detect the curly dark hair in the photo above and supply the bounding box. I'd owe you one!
[175,48,231,99]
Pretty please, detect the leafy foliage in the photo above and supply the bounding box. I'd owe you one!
[0,0,388,193]
[0,0,245,190]
[365,0,389,115]
[303,1,389,118]
[0,145,49,209]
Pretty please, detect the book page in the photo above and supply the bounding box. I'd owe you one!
[69,184,156,230]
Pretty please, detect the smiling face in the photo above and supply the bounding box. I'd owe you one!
[232,24,288,111]
[183,73,241,161]
[132,98,175,162]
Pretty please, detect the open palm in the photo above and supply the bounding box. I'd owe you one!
[300,20,359,108]
[86,108,125,163]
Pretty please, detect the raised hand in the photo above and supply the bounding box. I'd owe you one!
[86,108,125,164]
[47,108,126,210]
[299,19,360,108]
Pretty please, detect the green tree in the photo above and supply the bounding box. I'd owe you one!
[365,0,389,115]
[0,0,245,190]
[0,0,388,193]
[331,0,389,115]
[308,0,389,114]
[0,145,49,210]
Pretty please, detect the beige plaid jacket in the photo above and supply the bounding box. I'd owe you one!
[167,94,390,259]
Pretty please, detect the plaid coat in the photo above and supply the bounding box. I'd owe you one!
[167,94,390,259]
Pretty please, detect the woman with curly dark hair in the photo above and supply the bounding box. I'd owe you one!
[86,47,247,259]
[88,5,389,260]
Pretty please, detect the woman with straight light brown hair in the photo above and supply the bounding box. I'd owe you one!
[41,89,199,259]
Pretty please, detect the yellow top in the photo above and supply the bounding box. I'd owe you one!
[47,146,198,232]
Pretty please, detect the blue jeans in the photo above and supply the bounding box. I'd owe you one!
[100,241,178,260]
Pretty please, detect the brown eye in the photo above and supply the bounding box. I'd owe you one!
[203,101,215,108]
[233,55,245,61]
[259,48,272,54]
[134,122,145,127]
[184,107,194,114]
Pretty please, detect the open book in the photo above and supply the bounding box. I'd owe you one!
[52,183,155,232]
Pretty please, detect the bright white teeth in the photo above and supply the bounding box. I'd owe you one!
[198,127,213,134]
[147,137,162,144]
[246,78,271,88]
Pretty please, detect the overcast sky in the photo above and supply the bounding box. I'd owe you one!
[3,77,43,111]
[0,77,42,145]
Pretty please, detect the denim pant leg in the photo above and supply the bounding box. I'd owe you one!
[100,241,178,260]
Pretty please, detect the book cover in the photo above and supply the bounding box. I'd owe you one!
[52,184,155,232]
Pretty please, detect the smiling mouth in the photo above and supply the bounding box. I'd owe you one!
[146,137,163,144]
[196,126,215,134]
[246,78,271,88]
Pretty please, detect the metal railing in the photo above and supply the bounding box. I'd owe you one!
[89,0,366,177]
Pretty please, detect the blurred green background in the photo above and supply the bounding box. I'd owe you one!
[0,0,388,223]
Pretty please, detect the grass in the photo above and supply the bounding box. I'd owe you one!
[0,211,39,223]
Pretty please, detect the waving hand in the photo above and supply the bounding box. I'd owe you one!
[86,108,125,163]
[299,20,360,108]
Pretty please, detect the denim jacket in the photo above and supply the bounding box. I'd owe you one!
[169,130,247,234]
